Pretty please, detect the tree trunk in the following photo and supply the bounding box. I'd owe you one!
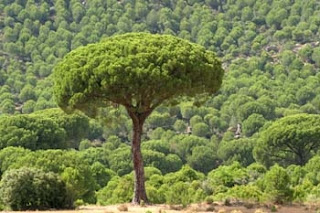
[219,0,225,12]
[297,151,306,166]
[131,114,148,204]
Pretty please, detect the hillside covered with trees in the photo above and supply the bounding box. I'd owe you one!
[1,0,320,210]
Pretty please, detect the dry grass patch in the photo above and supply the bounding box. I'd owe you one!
[117,204,128,212]
[169,205,184,211]
[205,204,216,212]
[243,202,255,209]
[254,209,268,213]
[230,210,243,213]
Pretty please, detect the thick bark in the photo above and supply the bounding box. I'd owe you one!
[128,111,149,204]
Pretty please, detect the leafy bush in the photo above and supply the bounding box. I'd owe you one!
[292,180,314,202]
[108,146,132,176]
[79,139,92,151]
[260,164,293,203]
[218,138,255,167]
[164,165,205,185]
[187,145,219,173]
[0,168,70,210]
[97,175,133,205]
[192,122,211,138]
[165,181,192,206]
[226,185,263,202]
[304,155,320,185]
[0,146,31,176]
[91,162,116,190]
[208,162,249,191]
[146,185,165,204]
[61,167,96,204]
[0,114,66,150]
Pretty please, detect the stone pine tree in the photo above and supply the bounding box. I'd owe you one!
[53,33,224,204]
[254,114,320,167]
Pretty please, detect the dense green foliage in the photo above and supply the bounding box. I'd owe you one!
[0,168,70,210]
[1,146,320,207]
[254,114,320,167]
[53,32,223,203]
[0,108,92,150]
[1,0,320,117]
[1,0,320,209]
[53,33,223,115]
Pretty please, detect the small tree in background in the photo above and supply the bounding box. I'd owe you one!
[53,33,223,203]
[254,114,320,167]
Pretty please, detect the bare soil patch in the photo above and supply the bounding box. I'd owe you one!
[1,203,318,213]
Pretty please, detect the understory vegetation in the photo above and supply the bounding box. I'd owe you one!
[1,0,320,210]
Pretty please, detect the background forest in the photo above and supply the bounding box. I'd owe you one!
[1,0,320,210]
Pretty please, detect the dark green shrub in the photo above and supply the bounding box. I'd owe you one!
[218,138,255,167]
[61,167,96,204]
[91,162,115,190]
[0,168,70,210]
[187,145,219,173]
[0,200,4,211]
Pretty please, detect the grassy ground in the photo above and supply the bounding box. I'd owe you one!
[3,203,319,213]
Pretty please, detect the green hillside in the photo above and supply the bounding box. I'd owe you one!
[1,0,320,115]
[1,0,320,210]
